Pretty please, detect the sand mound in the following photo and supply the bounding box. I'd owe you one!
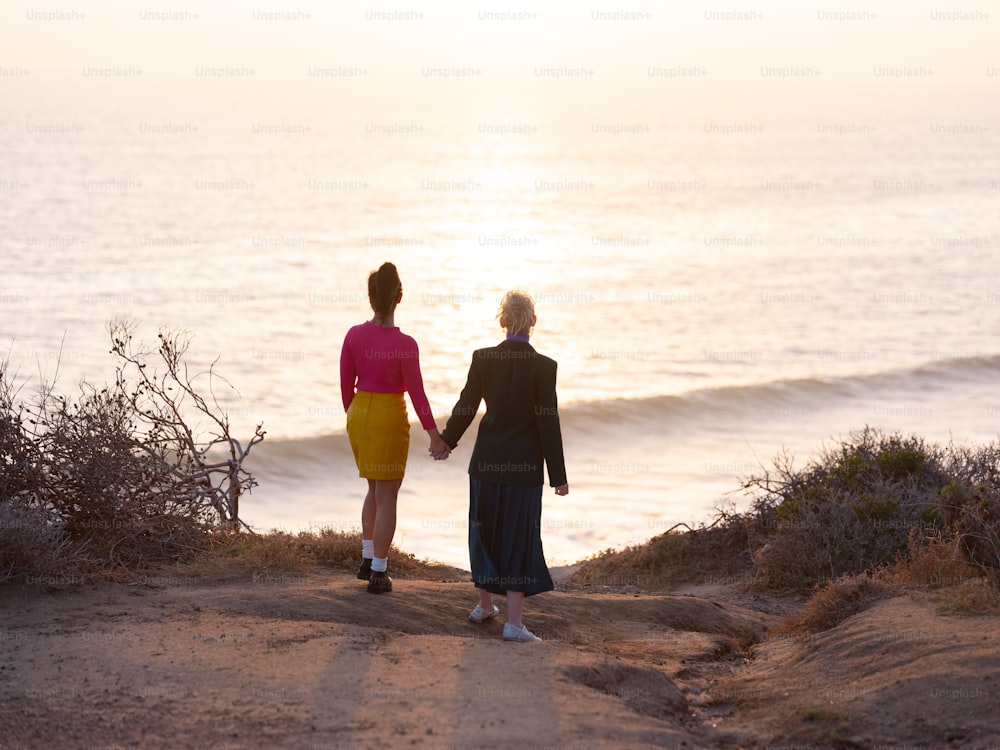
[564,662,688,719]
[714,595,1000,747]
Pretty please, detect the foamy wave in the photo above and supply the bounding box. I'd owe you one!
[246,353,1000,478]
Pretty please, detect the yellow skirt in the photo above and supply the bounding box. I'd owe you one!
[346,390,410,480]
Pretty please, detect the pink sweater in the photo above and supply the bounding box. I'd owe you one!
[339,321,437,431]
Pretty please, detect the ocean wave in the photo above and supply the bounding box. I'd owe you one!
[246,353,1000,474]
[560,351,1000,428]
[243,433,354,479]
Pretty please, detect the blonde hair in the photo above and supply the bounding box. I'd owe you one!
[497,290,535,335]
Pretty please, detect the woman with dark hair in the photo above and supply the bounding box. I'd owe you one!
[340,262,450,594]
[441,290,569,641]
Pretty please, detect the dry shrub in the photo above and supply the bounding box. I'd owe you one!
[0,322,263,581]
[0,503,84,583]
[36,382,210,565]
[934,479,1000,572]
[0,364,82,580]
[109,322,264,529]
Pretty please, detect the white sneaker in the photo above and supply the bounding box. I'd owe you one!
[468,604,500,624]
[503,623,541,642]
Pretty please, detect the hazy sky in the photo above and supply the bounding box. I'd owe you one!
[4,1,998,122]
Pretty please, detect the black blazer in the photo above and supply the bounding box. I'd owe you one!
[441,340,567,488]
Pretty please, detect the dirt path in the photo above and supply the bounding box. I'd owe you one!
[1,570,997,749]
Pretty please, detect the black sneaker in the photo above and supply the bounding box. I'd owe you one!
[367,570,393,594]
[357,558,372,580]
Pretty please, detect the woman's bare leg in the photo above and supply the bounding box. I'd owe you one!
[372,478,403,559]
[506,592,525,628]
[361,479,376,541]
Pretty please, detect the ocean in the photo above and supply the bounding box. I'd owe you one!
[2,4,999,568]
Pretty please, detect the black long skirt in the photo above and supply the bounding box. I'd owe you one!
[468,478,554,597]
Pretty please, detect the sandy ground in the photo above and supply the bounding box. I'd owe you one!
[1,568,998,749]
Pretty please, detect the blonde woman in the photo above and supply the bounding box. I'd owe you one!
[340,262,450,594]
[441,291,569,641]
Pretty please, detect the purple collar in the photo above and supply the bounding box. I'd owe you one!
[506,332,530,343]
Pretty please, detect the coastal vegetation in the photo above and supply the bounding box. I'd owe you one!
[572,427,1000,620]
[0,321,263,581]
[3,329,998,621]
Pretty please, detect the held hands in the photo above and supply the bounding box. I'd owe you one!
[428,430,451,461]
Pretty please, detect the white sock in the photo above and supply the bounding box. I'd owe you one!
[362,539,374,559]
[371,556,387,573]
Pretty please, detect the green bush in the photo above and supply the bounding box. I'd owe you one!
[574,427,1000,594]
[742,428,997,591]
[742,430,947,590]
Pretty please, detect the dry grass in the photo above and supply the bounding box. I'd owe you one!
[569,517,753,591]
[934,578,1000,615]
[875,531,977,588]
[773,575,893,637]
[165,527,466,582]
[874,532,1000,615]
[773,532,998,637]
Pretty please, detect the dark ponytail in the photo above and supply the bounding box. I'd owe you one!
[367,261,402,318]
